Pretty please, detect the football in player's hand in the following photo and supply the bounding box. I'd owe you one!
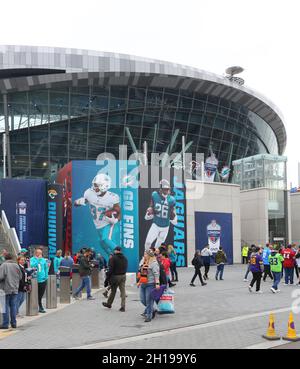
[146,207,154,215]
[105,209,118,218]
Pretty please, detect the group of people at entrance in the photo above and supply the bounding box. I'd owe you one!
[242,243,300,293]
[190,245,228,286]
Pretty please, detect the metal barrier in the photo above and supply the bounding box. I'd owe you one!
[91,263,100,289]
[59,266,71,304]
[72,264,82,297]
[46,275,57,309]
[26,278,38,316]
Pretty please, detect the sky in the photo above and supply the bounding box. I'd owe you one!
[1,0,299,185]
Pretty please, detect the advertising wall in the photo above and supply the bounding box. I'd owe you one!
[0,179,47,248]
[138,169,187,267]
[71,161,140,272]
[47,184,63,260]
[195,211,233,264]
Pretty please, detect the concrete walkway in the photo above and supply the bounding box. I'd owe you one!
[0,265,299,349]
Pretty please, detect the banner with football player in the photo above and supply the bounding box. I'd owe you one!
[194,211,233,264]
[139,169,187,267]
[71,160,139,273]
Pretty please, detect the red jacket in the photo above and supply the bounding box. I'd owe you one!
[161,258,171,274]
[282,248,296,268]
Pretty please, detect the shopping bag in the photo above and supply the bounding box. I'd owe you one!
[157,289,175,314]
[150,285,167,303]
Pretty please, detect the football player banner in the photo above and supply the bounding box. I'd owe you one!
[47,184,63,261]
[138,168,187,267]
[194,211,233,264]
[71,160,139,273]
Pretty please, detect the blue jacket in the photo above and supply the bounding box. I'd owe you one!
[262,248,271,265]
[30,257,49,283]
[60,257,74,269]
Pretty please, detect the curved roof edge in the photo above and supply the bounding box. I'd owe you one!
[0,45,287,154]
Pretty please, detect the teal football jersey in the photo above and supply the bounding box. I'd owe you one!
[152,191,176,228]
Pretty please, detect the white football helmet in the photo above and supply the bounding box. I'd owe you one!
[160,179,171,198]
[92,173,111,194]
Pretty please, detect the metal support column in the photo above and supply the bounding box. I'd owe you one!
[3,94,12,178]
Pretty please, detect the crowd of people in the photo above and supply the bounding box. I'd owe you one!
[1,240,300,330]
[242,243,300,293]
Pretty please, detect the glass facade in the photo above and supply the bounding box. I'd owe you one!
[0,86,280,179]
[232,154,287,191]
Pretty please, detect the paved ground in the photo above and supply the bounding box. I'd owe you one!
[0,265,300,349]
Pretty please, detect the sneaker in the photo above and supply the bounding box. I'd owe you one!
[277,289,281,293]
[102,291,108,298]
[248,286,253,293]
[201,283,207,286]
[11,324,17,329]
[283,283,288,286]
[144,317,151,323]
[73,294,80,300]
[215,276,218,280]
[119,307,125,312]
[220,279,224,281]
[0,326,9,330]
[87,296,95,300]
[39,308,46,313]
[190,283,196,287]
[141,313,146,317]
[270,287,276,294]
[102,302,112,309]
[169,283,176,287]
[256,290,263,294]
[243,279,248,282]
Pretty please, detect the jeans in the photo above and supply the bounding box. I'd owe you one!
[2,294,18,328]
[244,264,251,280]
[170,262,178,281]
[75,276,92,298]
[107,274,126,308]
[284,268,294,285]
[272,272,282,290]
[216,264,225,280]
[16,291,26,315]
[140,283,155,320]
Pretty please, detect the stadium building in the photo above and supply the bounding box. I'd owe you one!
[0,45,286,179]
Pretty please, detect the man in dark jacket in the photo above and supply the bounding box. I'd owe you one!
[102,246,128,312]
[190,250,207,287]
[0,254,22,329]
[73,249,95,300]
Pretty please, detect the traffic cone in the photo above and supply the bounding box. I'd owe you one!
[262,313,280,341]
[282,312,300,342]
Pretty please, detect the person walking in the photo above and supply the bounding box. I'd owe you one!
[0,253,22,329]
[242,245,249,264]
[215,247,227,281]
[139,249,160,322]
[269,247,284,293]
[262,244,273,282]
[30,248,49,313]
[244,245,256,282]
[190,250,207,287]
[201,245,213,280]
[282,244,296,285]
[248,247,264,293]
[168,244,178,282]
[102,246,128,312]
[73,248,95,300]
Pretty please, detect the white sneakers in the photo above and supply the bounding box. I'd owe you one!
[248,286,263,294]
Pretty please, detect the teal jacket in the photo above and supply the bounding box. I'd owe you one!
[53,256,63,274]
[30,257,49,283]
